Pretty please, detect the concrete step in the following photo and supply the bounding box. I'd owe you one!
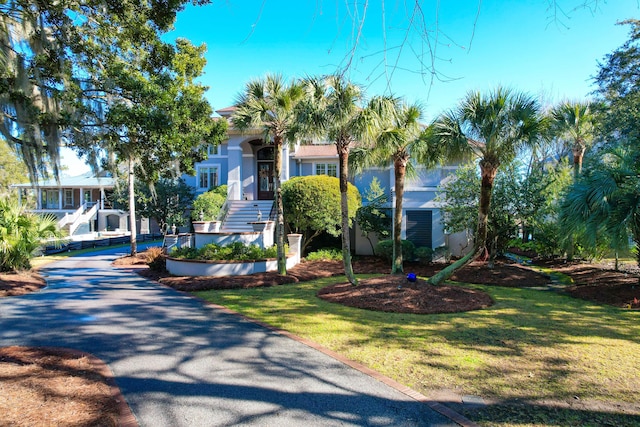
[221,200,274,232]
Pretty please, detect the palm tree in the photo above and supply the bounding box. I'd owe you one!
[561,144,640,277]
[297,74,377,285]
[232,74,304,275]
[351,96,431,274]
[427,87,546,285]
[551,101,596,178]
[551,100,596,260]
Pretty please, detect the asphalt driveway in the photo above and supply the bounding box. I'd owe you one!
[0,247,463,426]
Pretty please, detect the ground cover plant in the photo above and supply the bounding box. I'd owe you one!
[169,241,278,261]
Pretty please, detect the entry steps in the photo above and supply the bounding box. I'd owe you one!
[220,200,275,232]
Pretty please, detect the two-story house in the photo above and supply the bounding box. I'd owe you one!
[182,107,468,256]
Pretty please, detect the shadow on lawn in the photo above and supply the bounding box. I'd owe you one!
[458,401,640,427]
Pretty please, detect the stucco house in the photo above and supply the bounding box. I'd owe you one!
[182,107,468,256]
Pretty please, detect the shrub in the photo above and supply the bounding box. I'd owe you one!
[306,248,343,261]
[282,175,361,253]
[145,247,166,272]
[170,242,279,261]
[191,185,227,221]
[415,247,434,263]
[375,239,416,262]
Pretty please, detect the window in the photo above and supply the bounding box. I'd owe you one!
[207,144,219,156]
[315,163,337,177]
[198,167,219,189]
[64,189,73,207]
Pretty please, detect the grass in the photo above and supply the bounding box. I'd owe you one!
[195,275,640,426]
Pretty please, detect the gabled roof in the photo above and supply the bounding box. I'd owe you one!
[12,171,115,189]
[292,145,338,159]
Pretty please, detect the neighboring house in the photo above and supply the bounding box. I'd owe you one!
[12,171,131,238]
[183,107,469,256]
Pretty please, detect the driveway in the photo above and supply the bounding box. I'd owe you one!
[0,247,463,426]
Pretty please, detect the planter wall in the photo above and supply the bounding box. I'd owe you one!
[166,233,303,277]
[166,255,300,277]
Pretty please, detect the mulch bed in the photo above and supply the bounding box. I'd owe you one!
[0,346,123,427]
[317,275,494,314]
[0,271,46,297]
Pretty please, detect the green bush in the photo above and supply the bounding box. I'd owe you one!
[282,175,361,253]
[415,247,434,263]
[375,239,416,262]
[191,185,227,221]
[306,248,343,261]
[170,242,279,261]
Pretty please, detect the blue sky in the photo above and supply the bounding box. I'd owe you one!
[62,0,638,173]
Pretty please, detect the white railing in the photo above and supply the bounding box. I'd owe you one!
[69,203,98,235]
[57,204,85,229]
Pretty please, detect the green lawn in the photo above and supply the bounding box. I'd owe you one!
[195,275,640,427]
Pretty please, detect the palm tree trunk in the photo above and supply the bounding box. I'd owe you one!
[428,245,483,285]
[567,144,586,261]
[128,156,137,256]
[338,143,357,285]
[477,160,497,261]
[392,157,407,274]
[273,136,286,275]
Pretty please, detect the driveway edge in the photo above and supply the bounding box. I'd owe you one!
[200,301,479,427]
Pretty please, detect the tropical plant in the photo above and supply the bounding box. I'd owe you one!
[551,101,596,177]
[232,74,304,275]
[560,145,639,274]
[427,87,546,284]
[354,177,391,254]
[296,74,377,285]
[351,95,440,274]
[0,197,60,271]
[282,175,361,254]
[191,185,227,221]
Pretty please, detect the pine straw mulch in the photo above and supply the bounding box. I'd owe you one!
[0,346,133,427]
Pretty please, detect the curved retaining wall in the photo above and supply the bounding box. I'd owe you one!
[166,255,299,277]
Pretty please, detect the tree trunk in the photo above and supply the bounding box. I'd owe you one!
[338,142,357,285]
[273,135,286,275]
[128,156,137,256]
[392,156,407,274]
[567,143,586,261]
[428,245,483,285]
[477,160,498,260]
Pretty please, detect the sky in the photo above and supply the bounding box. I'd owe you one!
[61,0,639,175]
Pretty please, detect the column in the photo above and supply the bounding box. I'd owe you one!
[227,145,243,201]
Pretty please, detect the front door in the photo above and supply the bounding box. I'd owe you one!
[257,161,274,200]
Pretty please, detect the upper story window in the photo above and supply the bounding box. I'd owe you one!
[198,166,219,190]
[207,144,220,156]
[315,163,337,177]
